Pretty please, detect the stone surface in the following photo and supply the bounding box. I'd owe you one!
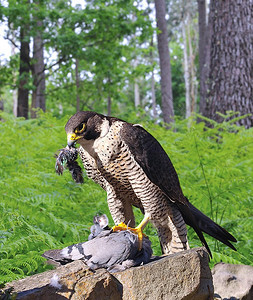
[72,269,121,300]
[114,247,213,300]
[4,247,213,300]
[212,262,253,300]
[7,260,95,300]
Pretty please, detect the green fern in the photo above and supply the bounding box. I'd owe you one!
[0,112,252,284]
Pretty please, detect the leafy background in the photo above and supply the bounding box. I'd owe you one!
[0,111,252,284]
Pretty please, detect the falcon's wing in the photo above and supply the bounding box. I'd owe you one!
[120,123,186,204]
[120,123,212,256]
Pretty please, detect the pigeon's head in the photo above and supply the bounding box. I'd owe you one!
[93,214,109,229]
[88,214,110,240]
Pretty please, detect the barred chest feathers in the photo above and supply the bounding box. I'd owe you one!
[78,119,124,167]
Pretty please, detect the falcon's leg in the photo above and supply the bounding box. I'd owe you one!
[166,204,189,254]
[156,225,172,254]
[112,214,151,250]
[106,184,136,227]
[153,204,189,255]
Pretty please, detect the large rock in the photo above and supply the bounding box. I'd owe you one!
[114,248,213,300]
[3,247,213,300]
[212,262,253,300]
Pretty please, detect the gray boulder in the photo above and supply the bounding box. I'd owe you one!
[212,262,253,300]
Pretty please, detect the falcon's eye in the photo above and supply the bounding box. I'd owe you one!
[75,123,86,134]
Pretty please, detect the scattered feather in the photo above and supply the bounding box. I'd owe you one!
[49,274,62,289]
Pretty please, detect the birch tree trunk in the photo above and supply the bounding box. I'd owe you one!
[154,0,174,125]
[204,0,253,128]
[187,20,197,115]
[133,58,140,109]
[182,10,198,119]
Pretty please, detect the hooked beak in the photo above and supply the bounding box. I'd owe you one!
[67,133,82,147]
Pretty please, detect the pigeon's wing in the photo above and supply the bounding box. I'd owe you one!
[84,231,139,269]
[61,231,139,270]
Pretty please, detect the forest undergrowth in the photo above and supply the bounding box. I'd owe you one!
[0,111,252,284]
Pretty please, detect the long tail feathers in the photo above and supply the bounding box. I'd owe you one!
[178,202,213,257]
[188,202,237,251]
[177,197,237,258]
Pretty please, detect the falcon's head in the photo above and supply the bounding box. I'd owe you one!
[65,111,110,147]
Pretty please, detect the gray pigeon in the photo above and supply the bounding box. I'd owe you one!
[43,215,152,273]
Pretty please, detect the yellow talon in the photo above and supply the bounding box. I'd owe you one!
[112,222,129,232]
[131,226,147,250]
[112,219,149,250]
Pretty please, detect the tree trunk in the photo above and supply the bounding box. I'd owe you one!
[151,69,157,119]
[0,100,4,111]
[31,18,45,118]
[75,59,80,112]
[182,17,191,119]
[150,36,157,119]
[17,27,30,119]
[204,0,253,128]
[13,89,18,117]
[182,10,198,119]
[11,40,18,117]
[133,58,140,109]
[134,81,140,108]
[154,0,174,125]
[198,0,207,115]
[187,19,197,115]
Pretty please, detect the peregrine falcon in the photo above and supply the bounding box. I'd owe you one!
[64,111,236,256]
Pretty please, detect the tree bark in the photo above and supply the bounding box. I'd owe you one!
[150,36,157,119]
[187,19,197,115]
[182,17,191,119]
[133,58,140,109]
[17,26,30,119]
[11,39,18,117]
[182,8,198,119]
[154,0,174,125]
[198,0,207,115]
[204,0,253,128]
[31,18,46,118]
[151,69,157,119]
